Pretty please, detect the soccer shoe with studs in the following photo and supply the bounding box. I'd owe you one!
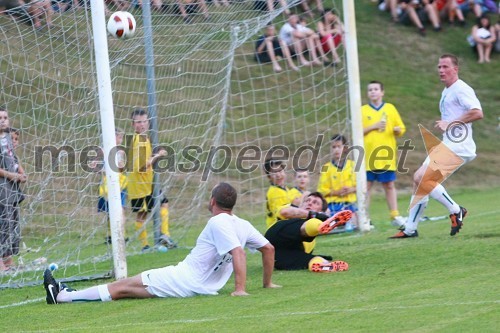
[310,260,349,273]
[389,230,419,239]
[450,206,467,236]
[318,210,353,234]
[159,234,177,249]
[43,269,60,305]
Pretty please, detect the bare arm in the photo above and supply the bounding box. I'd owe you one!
[258,243,280,288]
[230,246,248,296]
[435,108,483,132]
[278,206,309,219]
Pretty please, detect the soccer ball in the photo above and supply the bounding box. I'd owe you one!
[107,11,136,39]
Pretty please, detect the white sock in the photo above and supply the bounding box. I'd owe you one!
[430,184,460,214]
[405,195,428,234]
[56,285,112,303]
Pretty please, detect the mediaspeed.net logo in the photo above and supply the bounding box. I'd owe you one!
[409,122,468,210]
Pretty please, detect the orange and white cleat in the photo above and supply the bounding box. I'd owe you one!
[318,210,353,234]
[310,260,349,273]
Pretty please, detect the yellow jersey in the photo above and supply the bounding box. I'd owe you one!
[265,184,295,229]
[362,102,406,171]
[126,133,153,200]
[317,159,356,204]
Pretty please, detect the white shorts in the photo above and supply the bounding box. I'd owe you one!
[141,264,199,298]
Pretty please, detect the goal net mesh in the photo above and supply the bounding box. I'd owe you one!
[0,0,349,288]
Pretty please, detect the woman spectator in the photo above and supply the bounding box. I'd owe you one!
[471,14,496,63]
[317,8,342,65]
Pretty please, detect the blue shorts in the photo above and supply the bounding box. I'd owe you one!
[328,202,357,216]
[97,190,127,213]
[366,170,396,183]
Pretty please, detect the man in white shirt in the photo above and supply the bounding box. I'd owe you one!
[391,54,483,239]
[279,14,322,67]
[44,182,279,304]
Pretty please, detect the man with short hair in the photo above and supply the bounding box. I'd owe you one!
[391,54,483,238]
[44,183,279,304]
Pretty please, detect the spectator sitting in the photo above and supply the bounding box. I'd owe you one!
[398,0,442,36]
[176,0,209,23]
[433,0,467,26]
[279,14,323,67]
[470,14,496,62]
[471,0,498,18]
[317,8,342,65]
[255,24,299,72]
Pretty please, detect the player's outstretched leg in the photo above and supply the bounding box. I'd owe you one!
[43,269,60,305]
[318,210,353,234]
[450,206,467,236]
[308,257,349,273]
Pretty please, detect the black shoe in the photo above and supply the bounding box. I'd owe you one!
[59,282,76,292]
[389,230,419,239]
[450,206,467,236]
[105,236,112,244]
[141,245,151,253]
[43,269,59,304]
[418,27,426,37]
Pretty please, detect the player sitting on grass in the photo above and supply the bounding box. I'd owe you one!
[43,183,280,304]
[265,192,352,273]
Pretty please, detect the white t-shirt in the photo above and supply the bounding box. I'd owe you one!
[279,22,296,45]
[141,213,269,298]
[439,79,482,158]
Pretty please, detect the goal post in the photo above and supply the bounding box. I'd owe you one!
[90,0,127,280]
[342,0,368,232]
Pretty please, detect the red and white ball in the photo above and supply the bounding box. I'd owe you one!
[107,11,136,39]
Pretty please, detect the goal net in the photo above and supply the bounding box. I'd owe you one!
[0,0,350,288]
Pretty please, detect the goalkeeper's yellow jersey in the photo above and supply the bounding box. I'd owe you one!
[127,133,153,200]
[265,184,295,229]
[317,160,357,204]
[362,102,406,171]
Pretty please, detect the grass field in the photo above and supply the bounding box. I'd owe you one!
[2,186,499,332]
[1,1,500,331]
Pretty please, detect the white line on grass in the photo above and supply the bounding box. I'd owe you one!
[0,297,44,309]
[27,299,500,332]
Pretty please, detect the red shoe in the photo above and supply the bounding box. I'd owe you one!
[318,210,353,234]
[450,206,467,236]
[310,260,349,273]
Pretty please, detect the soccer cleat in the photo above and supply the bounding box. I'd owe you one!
[389,230,419,239]
[310,260,349,273]
[318,210,353,234]
[43,269,60,305]
[159,234,177,249]
[450,206,467,236]
[141,245,151,253]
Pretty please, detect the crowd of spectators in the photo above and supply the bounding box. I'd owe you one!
[376,0,499,63]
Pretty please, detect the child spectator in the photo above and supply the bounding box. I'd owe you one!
[317,8,342,65]
[255,24,299,72]
[0,109,26,272]
[289,168,311,207]
[126,109,175,251]
[317,134,358,227]
[470,14,496,63]
[362,81,406,228]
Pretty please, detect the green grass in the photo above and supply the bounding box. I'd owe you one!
[2,186,500,332]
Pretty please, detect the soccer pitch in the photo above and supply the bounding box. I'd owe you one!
[2,186,499,332]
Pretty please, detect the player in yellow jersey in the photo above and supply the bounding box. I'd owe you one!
[96,128,128,244]
[127,109,175,251]
[362,81,406,227]
[317,134,358,228]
